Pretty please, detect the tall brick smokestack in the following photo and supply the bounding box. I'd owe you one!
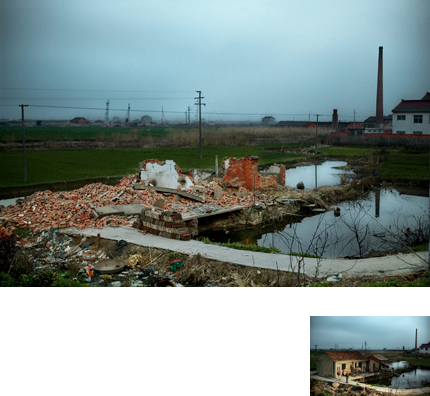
[332,109,338,130]
[376,46,384,124]
[415,328,417,351]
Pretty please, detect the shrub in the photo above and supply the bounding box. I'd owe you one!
[0,235,18,273]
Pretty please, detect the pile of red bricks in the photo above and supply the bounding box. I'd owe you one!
[0,174,274,237]
[140,208,198,241]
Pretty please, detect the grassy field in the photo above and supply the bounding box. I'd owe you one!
[318,146,429,182]
[1,126,428,188]
[0,145,304,188]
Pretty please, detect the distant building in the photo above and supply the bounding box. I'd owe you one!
[317,351,367,378]
[141,115,153,123]
[368,354,390,371]
[262,116,275,125]
[70,117,90,124]
[391,93,430,136]
[419,342,430,354]
[276,121,316,128]
[345,122,365,136]
[363,115,392,134]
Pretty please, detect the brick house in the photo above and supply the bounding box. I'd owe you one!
[316,351,367,378]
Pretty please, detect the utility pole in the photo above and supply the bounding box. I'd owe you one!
[126,103,130,124]
[19,104,29,182]
[353,109,356,129]
[187,106,191,128]
[105,100,110,122]
[195,91,206,159]
[364,341,367,358]
[313,114,320,154]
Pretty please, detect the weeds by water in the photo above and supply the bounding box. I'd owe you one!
[198,236,281,254]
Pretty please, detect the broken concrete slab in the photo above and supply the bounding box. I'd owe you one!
[181,205,245,221]
[153,198,165,208]
[133,184,204,202]
[213,188,223,200]
[94,204,145,218]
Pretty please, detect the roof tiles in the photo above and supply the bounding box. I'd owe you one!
[325,351,367,361]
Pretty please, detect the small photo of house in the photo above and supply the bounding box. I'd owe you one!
[310,316,430,394]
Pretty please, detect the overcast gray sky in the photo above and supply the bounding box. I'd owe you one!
[1,0,429,122]
[310,316,430,351]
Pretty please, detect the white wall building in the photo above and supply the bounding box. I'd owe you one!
[391,92,430,135]
[419,342,430,354]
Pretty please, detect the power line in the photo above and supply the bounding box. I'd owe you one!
[17,104,188,114]
[0,97,195,100]
[1,88,195,93]
[3,103,333,118]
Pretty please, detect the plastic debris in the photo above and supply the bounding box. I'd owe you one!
[170,259,184,273]
[326,273,343,282]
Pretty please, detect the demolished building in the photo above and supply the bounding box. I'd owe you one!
[0,156,312,242]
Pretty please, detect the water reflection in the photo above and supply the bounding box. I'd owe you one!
[390,368,430,389]
[258,189,428,258]
[285,161,354,189]
[201,189,429,259]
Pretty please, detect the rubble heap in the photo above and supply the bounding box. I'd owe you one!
[0,173,275,238]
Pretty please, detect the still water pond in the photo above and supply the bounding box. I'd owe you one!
[365,363,430,389]
[202,189,428,259]
[258,189,428,258]
[284,160,354,189]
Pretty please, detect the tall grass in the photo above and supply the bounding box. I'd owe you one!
[166,126,331,147]
[0,125,332,147]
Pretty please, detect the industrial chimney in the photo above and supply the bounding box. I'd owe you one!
[332,109,338,130]
[376,46,384,126]
[415,328,418,351]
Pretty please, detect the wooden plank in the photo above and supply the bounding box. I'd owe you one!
[133,183,204,202]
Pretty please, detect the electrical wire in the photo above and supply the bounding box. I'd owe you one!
[1,87,195,93]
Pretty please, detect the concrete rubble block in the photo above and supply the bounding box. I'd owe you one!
[234,191,250,198]
[213,188,223,200]
[190,169,212,182]
[140,159,195,189]
[153,198,165,209]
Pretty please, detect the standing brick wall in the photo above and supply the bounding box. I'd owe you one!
[222,156,277,191]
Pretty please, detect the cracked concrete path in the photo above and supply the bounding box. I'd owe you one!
[62,226,429,278]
